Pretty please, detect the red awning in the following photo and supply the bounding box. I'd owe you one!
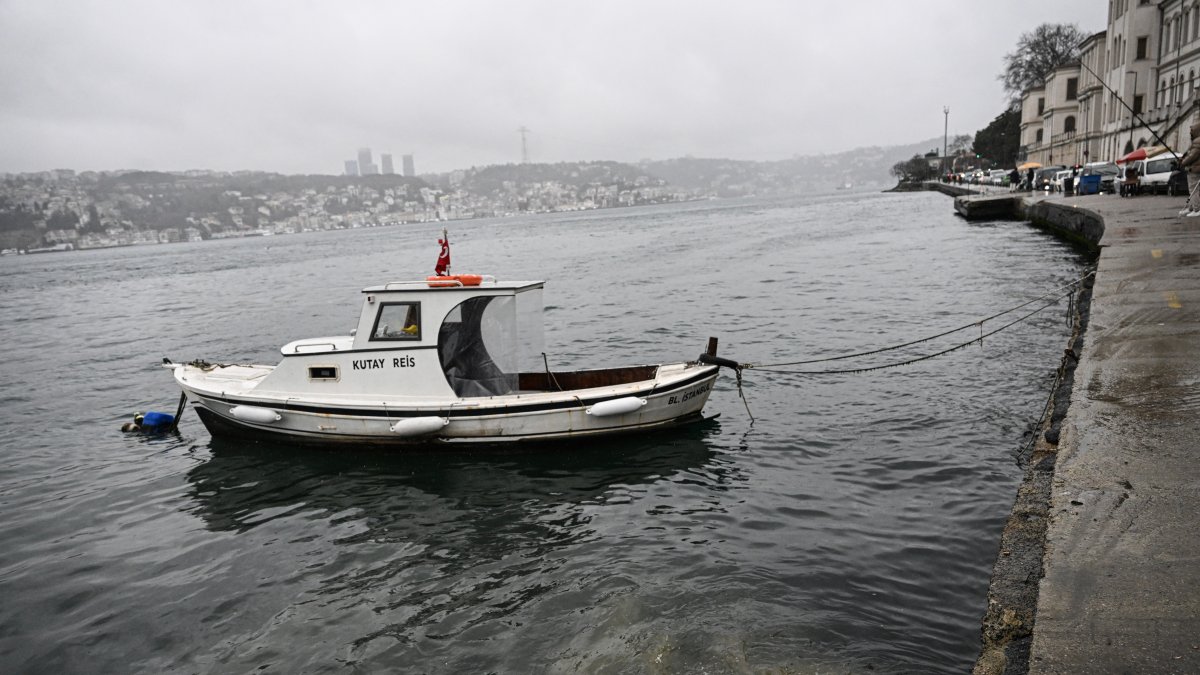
[1116,148,1147,164]
[1116,146,1169,164]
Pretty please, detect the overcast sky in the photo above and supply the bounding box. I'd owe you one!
[1,1,1105,175]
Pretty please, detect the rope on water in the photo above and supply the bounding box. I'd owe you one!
[741,270,1095,370]
[745,293,1070,376]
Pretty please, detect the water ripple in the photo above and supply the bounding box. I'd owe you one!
[0,193,1087,674]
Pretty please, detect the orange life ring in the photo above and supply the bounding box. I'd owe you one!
[426,274,483,287]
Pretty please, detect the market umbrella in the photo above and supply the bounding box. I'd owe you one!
[1017,161,1042,170]
[1116,146,1166,163]
[1117,148,1147,164]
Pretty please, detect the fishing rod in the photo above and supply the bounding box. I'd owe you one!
[1077,59,1181,160]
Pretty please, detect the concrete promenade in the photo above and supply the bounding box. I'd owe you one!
[1025,193,1200,672]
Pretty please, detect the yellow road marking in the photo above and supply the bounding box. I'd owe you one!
[1165,291,1183,309]
[1151,249,1164,258]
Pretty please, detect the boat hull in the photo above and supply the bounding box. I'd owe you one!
[177,363,719,447]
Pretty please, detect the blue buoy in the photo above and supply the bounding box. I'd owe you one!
[121,410,176,433]
[139,411,176,429]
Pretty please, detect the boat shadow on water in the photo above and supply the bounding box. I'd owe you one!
[181,417,727,538]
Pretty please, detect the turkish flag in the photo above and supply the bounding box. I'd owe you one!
[434,236,450,276]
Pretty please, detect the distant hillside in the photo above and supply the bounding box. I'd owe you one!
[641,137,945,195]
[418,137,947,198]
[94,171,429,194]
[428,161,666,196]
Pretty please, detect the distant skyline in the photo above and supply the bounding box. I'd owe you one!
[0,1,1104,175]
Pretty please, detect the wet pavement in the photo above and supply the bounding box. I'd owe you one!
[1026,193,1200,673]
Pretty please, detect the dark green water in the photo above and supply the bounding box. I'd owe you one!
[0,192,1087,673]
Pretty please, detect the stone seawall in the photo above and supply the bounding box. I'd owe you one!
[1020,200,1104,253]
[950,195,1103,675]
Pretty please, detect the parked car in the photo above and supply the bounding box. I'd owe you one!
[1051,169,1074,192]
[1082,162,1120,194]
[989,169,1008,186]
[1034,166,1066,191]
[1138,155,1179,194]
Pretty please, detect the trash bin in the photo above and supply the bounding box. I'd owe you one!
[1078,174,1101,195]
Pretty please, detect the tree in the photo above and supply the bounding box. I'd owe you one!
[84,203,105,233]
[972,109,1021,166]
[46,208,79,230]
[890,155,936,183]
[948,134,973,156]
[1000,23,1086,102]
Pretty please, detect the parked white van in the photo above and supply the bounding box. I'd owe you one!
[1137,154,1180,195]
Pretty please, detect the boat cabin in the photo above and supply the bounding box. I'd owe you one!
[257,280,548,400]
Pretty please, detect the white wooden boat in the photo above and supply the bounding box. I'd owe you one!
[168,277,722,446]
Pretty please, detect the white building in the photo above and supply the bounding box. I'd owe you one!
[1019,0,1200,166]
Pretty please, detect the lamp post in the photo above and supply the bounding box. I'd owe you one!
[943,106,949,176]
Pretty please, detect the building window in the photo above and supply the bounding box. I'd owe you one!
[1066,78,1078,100]
[1133,94,1145,114]
[1036,129,1044,143]
[1136,36,1148,59]
[1064,116,1076,133]
[1037,97,1045,115]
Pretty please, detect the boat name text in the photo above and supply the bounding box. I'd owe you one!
[352,356,416,370]
[668,383,711,405]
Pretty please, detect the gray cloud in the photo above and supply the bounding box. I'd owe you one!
[0,0,1103,174]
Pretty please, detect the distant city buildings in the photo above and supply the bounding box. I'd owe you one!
[342,147,408,177]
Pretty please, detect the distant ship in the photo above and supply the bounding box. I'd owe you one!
[836,180,852,190]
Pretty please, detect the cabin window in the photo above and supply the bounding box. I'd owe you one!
[370,302,422,341]
[308,365,339,381]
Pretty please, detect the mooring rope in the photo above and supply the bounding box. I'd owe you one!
[1014,349,1073,468]
[744,292,1074,376]
[741,271,1095,370]
[733,366,755,423]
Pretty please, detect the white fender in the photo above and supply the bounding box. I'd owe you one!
[230,405,281,424]
[586,397,647,417]
[390,416,449,436]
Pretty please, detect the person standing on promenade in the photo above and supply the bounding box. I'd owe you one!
[1178,118,1200,216]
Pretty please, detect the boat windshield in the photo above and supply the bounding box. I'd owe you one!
[436,297,511,396]
[437,289,545,397]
